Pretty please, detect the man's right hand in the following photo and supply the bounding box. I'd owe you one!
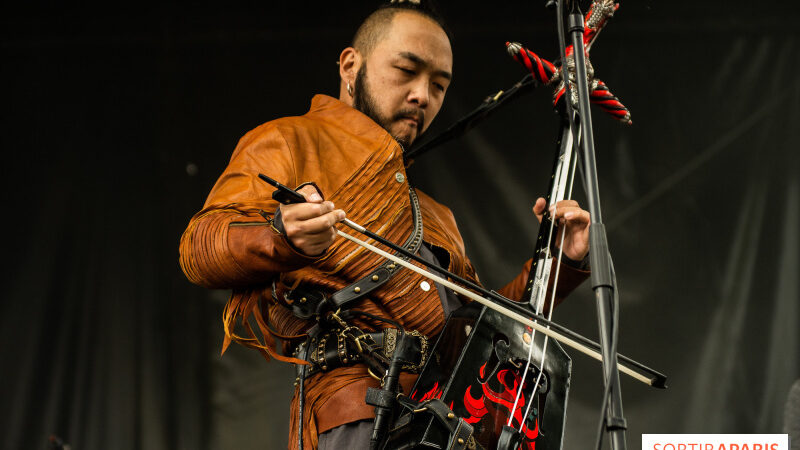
[279,184,346,256]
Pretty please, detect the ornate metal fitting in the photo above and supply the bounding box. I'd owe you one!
[377,328,430,372]
[586,0,617,31]
[384,328,398,356]
[554,54,597,109]
[329,309,348,328]
[403,330,430,372]
[368,366,386,383]
[352,330,377,353]
[329,309,376,354]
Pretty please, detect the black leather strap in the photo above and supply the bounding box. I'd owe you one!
[447,418,476,450]
[283,283,329,320]
[365,387,396,409]
[329,186,424,308]
[392,396,481,450]
[280,186,424,319]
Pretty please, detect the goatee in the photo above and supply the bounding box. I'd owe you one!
[352,65,424,149]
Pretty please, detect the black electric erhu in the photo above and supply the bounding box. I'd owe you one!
[384,109,578,449]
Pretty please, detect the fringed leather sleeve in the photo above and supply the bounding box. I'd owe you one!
[179,205,319,289]
[178,122,322,289]
[220,289,308,365]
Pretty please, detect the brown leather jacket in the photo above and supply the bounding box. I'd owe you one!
[179,95,588,449]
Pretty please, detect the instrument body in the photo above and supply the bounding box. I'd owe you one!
[384,118,577,449]
[386,303,570,449]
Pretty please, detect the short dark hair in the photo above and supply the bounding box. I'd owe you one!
[352,1,452,57]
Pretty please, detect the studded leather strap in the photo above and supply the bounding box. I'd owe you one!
[329,186,424,309]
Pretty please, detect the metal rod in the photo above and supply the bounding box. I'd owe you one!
[567,4,628,448]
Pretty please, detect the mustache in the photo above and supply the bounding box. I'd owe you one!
[393,108,425,125]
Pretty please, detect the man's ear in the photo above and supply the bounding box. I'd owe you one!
[339,47,361,86]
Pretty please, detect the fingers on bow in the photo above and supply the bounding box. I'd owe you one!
[283,202,345,233]
[296,184,324,203]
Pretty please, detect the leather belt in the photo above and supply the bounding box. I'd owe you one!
[293,327,429,380]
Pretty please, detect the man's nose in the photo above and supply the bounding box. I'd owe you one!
[407,79,430,109]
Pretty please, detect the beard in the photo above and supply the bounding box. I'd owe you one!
[352,65,425,149]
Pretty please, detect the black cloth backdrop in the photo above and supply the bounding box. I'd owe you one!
[2,2,798,449]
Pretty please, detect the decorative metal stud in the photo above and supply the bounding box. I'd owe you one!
[523,332,532,344]
[354,287,361,293]
[395,172,405,183]
[447,412,455,419]
[372,275,379,281]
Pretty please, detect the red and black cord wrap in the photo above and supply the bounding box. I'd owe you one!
[505,0,631,125]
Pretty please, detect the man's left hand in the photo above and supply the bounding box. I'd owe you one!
[532,198,590,262]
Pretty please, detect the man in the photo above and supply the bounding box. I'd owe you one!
[179,2,591,448]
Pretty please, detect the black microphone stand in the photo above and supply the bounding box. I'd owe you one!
[404,74,538,164]
[558,1,628,449]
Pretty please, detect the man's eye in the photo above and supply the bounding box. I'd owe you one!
[433,82,445,92]
[398,67,416,75]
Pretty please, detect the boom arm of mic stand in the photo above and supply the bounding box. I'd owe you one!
[405,74,538,163]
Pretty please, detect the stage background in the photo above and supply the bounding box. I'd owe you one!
[2,1,798,449]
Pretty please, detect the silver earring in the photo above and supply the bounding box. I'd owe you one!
[347,82,353,96]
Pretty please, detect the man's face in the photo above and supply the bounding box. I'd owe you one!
[352,12,453,149]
